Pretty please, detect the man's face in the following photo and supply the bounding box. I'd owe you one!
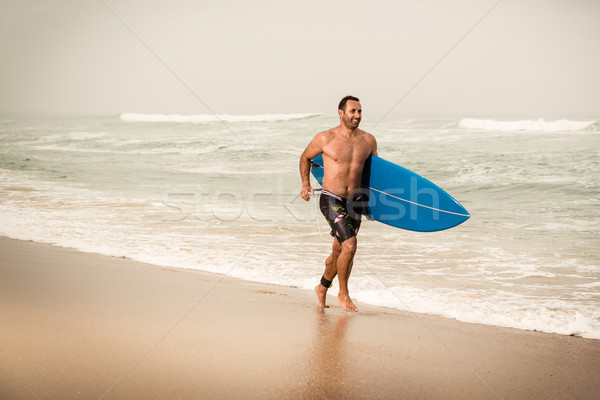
[340,100,362,129]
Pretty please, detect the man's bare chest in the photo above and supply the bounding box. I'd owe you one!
[323,138,370,163]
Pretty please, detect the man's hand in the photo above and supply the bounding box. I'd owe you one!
[301,185,315,201]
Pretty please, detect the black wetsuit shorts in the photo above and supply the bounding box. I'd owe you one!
[319,190,368,244]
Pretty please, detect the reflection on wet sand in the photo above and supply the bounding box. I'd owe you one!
[296,309,353,399]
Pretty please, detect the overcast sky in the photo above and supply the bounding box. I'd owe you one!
[1,0,598,118]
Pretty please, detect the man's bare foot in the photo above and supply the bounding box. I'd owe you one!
[314,284,329,309]
[338,294,358,312]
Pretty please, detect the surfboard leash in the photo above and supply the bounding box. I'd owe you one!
[366,186,471,218]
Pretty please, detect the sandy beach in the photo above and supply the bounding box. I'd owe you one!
[1,236,598,399]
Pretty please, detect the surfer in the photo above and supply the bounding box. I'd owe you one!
[299,95,378,312]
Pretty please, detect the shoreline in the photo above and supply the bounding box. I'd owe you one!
[1,236,599,399]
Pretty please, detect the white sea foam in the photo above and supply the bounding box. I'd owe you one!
[66,131,108,140]
[120,112,321,123]
[459,118,596,132]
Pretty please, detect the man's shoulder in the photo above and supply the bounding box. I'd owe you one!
[315,128,337,140]
[358,129,376,143]
[357,128,375,138]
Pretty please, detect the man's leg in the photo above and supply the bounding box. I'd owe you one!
[336,236,358,312]
[314,239,341,309]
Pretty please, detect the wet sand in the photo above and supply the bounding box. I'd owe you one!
[1,236,599,399]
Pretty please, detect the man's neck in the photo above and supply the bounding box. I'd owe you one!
[337,124,358,138]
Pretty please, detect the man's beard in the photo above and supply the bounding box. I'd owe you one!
[345,115,360,128]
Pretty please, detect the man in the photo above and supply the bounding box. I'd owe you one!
[299,95,378,312]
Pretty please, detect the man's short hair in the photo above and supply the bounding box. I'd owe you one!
[338,95,360,112]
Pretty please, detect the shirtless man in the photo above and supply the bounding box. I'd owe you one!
[299,95,378,312]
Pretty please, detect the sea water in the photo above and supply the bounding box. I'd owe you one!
[1,114,598,339]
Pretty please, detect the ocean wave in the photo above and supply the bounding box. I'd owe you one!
[120,112,321,124]
[459,118,597,132]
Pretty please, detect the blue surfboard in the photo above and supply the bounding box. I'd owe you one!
[310,154,470,232]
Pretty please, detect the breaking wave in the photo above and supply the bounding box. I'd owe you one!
[120,112,321,123]
[459,118,597,132]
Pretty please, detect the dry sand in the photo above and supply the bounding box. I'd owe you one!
[1,236,599,399]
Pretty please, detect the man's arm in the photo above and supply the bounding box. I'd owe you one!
[299,133,325,201]
[366,132,378,156]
